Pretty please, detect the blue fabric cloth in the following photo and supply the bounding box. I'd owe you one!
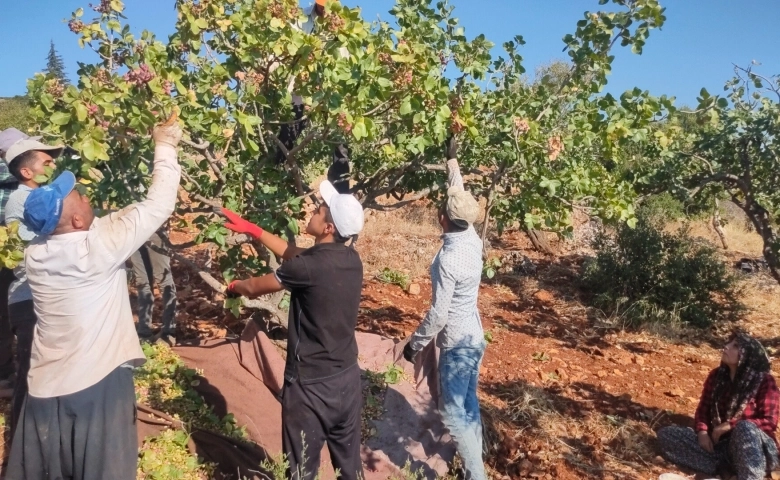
[23,171,75,235]
[439,343,487,480]
[410,226,484,351]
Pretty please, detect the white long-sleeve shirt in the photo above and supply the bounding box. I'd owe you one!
[410,157,484,350]
[25,144,181,398]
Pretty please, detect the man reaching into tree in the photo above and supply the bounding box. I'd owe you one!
[6,117,182,480]
[219,179,365,480]
[403,137,488,480]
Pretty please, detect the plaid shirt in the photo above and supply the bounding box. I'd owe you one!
[0,162,18,225]
[694,368,780,440]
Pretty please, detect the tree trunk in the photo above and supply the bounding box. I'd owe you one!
[735,195,780,284]
[735,139,780,284]
[523,227,555,256]
[712,199,728,249]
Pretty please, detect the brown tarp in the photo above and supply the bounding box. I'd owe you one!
[156,320,455,479]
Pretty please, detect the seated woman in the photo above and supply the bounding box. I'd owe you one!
[658,333,779,480]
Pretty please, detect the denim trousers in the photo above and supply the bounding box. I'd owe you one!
[439,342,487,480]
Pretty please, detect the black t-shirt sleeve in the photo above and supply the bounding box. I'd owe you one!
[275,255,312,291]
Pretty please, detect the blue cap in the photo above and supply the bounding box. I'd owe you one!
[23,171,77,235]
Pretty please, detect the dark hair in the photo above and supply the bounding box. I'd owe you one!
[438,201,468,232]
[8,150,40,181]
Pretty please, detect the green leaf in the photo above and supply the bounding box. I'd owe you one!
[352,118,367,140]
[626,217,637,229]
[399,99,412,116]
[50,111,72,126]
[80,137,108,162]
[75,102,88,122]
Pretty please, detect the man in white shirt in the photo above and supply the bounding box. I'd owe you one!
[403,138,487,480]
[6,119,182,480]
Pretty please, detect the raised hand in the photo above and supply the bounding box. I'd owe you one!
[152,110,183,149]
[220,208,264,239]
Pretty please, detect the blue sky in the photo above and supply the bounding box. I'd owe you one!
[1,0,778,106]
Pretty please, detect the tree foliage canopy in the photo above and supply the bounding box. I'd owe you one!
[13,0,675,287]
[635,65,780,283]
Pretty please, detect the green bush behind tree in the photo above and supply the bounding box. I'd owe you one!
[580,209,744,328]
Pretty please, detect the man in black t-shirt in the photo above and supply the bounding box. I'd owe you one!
[221,180,365,480]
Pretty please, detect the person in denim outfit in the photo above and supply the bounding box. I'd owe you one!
[404,138,486,480]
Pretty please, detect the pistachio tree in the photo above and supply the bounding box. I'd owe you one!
[18,0,674,317]
[641,65,780,283]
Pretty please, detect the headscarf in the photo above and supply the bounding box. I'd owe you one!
[711,332,771,425]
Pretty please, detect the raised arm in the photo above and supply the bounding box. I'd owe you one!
[97,118,182,264]
[220,208,306,260]
[444,136,463,192]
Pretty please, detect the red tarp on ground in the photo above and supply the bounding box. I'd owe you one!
[167,320,455,479]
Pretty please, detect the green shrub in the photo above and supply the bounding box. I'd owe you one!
[580,213,743,328]
[638,192,685,221]
[376,267,411,290]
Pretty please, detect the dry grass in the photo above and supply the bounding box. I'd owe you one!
[667,219,764,256]
[481,381,657,478]
[358,202,442,280]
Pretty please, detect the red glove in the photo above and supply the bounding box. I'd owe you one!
[226,280,241,298]
[221,208,264,239]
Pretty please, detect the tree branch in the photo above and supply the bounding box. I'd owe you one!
[149,231,287,328]
[690,172,749,197]
[362,183,444,211]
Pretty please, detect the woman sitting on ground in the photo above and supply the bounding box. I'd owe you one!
[658,332,779,480]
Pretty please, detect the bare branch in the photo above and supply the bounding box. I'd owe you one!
[149,233,287,328]
[363,184,443,211]
[181,137,225,182]
[690,172,749,197]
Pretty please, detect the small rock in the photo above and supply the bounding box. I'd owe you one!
[667,388,685,398]
[633,355,645,365]
[617,356,631,366]
[534,290,555,303]
[613,369,623,376]
[597,370,608,378]
[407,283,421,296]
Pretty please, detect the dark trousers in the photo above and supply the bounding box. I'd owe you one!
[7,365,138,480]
[282,365,363,480]
[9,300,36,436]
[0,267,16,379]
[658,422,779,479]
[131,233,176,335]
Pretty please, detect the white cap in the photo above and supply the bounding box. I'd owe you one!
[319,180,364,237]
[4,139,63,165]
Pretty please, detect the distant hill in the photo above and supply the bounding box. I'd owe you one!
[0,96,32,132]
